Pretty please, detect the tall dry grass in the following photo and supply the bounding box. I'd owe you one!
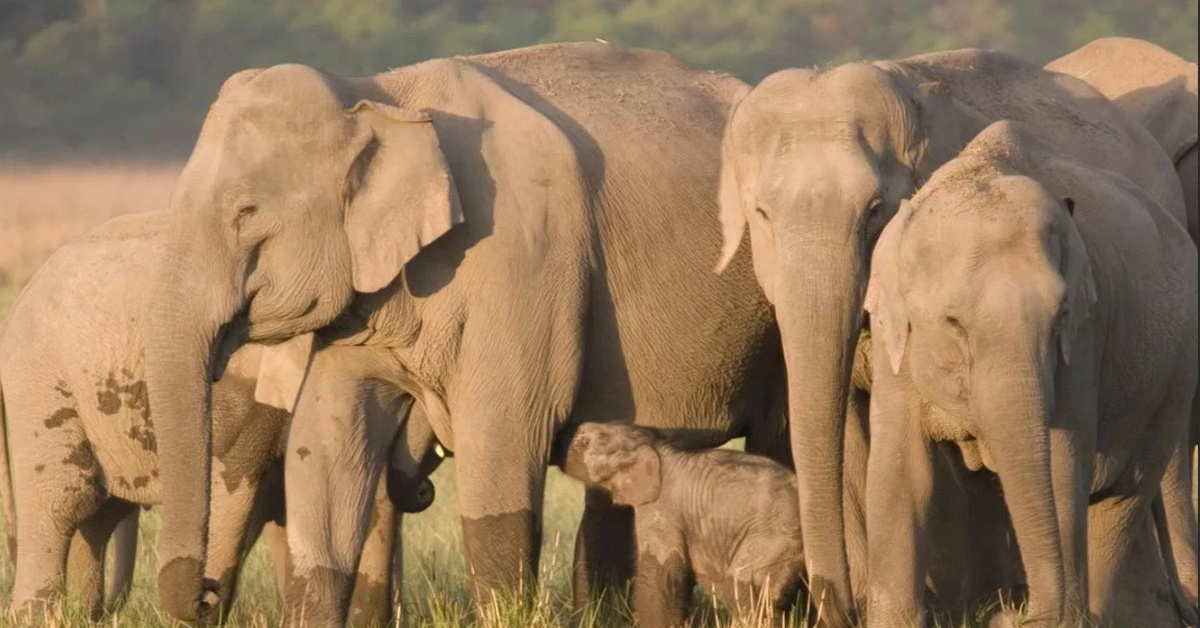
[0,162,181,315]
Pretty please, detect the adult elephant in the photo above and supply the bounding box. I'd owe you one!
[1047,37,1198,242]
[1045,41,1199,607]
[716,48,1187,626]
[143,42,781,624]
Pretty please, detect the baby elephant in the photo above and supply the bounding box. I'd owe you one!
[563,422,806,628]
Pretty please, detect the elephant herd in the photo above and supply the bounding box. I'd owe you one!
[0,35,1195,628]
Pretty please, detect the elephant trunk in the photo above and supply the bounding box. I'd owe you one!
[974,355,1068,622]
[773,242,865,626]
[145,235,241,623]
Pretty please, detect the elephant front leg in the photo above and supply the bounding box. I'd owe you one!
[864,402,935,628]
[571,488,636,617]
[65,498,137,620]
[632,523,692,628]
[455,418,549,613]
[346,475,397,628]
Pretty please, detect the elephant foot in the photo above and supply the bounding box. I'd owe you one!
[285,566,353,628]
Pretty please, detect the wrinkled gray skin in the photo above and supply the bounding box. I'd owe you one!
[0,211,436,623]
[1048,36,1199,244]
[718,48,1188,625]
[864,121,1198,628]
[144,42,783,625]
[1047,37,1199,609]
[562,423,806,628]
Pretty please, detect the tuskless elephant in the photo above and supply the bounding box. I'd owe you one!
[716,48,1189,625]
[0,210,437,623]
[1046,37,1199,609]
[139,41,786,626]
[863,120,1197,627]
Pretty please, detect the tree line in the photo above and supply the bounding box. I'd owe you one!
[1,0,1196,156]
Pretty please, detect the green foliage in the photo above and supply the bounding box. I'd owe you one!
[0,0,1196,155]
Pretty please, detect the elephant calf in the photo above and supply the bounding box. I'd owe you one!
[562,422,806,628]
[863,120,1198,628]
[0,210,438,622]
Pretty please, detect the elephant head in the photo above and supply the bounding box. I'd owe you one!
[146,64,463,621]
[714,62,963,617]
[563,423,664,507]
[865,175,1095,451]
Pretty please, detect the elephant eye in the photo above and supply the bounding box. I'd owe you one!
[943,315,966,335]
[754,205,770,221]
[237,204,258,219]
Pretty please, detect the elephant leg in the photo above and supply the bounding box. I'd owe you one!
[284,348,407,627]
[571,488,635,617]
[455,411,550,613]
[104,507,139,613]
[10,411,102,617]
[1159,436,1199,616]
[864,397,935,628]
[204,458,278,620]
[65,498,137,620]
[264,521,294,604]
[840,388,870,606]
[1048,425,1091,621]
[1088,495,1180,627]
[347,475,397,628]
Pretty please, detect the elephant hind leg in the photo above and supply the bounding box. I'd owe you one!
[9,406,104,617]
[571,488,636,617]
[104,507,139,613]
[65,498,137,620]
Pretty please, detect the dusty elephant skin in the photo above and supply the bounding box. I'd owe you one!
[862,121,1198,628]
[1046,38,1199,610]
[144,41,783,625]
[563,423,807,627]
[1047,36,1200,244]
[718,47,1189,627]
[0,211,436,624]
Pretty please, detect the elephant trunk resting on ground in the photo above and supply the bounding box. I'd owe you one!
[140,41,790,626]
[0,210,439,623]
[717,47,1190,626]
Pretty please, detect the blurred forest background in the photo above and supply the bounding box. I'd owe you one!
[1,0,1197,158]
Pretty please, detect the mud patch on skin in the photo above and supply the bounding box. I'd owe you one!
[54,380,73,399]
[34,464,44,473]
[62,441,98,472]
[44,406,78,428]
[286,566,354,626]
[133,476,150,489]
[96,372,150,417]
[296,447,311,461]
[461,509,542,603]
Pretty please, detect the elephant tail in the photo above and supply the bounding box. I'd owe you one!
[0,381,16,567]
[1152,491,1200,626]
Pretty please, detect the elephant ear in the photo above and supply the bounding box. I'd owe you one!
[864,199,913,375]
[344,100,465,294]
[910,81,966,180]
[715,85,752,275]
[254,332,316,412]
[1056,197,1097,365]
[608,445,662,507]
